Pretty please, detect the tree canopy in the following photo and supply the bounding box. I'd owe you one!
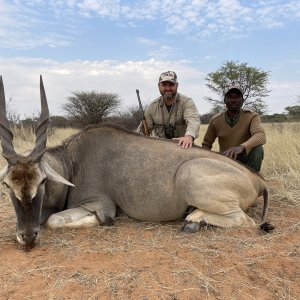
[205,61,270,115]
[63,91,121,126]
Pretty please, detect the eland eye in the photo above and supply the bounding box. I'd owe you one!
[40,178,47,185]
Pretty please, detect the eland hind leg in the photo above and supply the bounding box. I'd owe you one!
[181,208,256,233]
[176,158,259,233]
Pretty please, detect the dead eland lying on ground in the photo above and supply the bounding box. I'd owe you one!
[0,76,273,250]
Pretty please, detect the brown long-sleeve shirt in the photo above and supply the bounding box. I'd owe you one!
[202,109,266,154]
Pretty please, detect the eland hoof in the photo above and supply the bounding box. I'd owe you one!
[181,221,200,233]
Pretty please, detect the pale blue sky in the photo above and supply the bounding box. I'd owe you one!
[0,0,299,117]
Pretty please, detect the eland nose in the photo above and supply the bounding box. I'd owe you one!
[22,232,38,244]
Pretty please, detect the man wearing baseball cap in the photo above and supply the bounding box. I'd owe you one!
[137,71,200,149]
[202,84,266,172]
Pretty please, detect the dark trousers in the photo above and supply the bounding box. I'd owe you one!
[237,145,264,172]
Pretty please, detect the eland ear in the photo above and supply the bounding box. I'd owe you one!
[41,160,75,187]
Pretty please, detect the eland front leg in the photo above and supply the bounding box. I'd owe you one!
[46,194,116,229]
[46,207,99,228]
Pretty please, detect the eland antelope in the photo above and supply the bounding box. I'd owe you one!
[0,76,273,249]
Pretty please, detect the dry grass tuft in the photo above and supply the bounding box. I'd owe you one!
[262,123,300,206]
[9,125,79,152]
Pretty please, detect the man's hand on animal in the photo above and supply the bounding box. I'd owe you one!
[173,135,194,149]
[223,145,245,160]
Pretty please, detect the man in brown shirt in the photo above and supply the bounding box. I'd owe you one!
[202,84,266,172]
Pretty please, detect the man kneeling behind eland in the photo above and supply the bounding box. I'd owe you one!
[202,84,266,172]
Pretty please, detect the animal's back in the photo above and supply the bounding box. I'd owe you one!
[62,125,265,221]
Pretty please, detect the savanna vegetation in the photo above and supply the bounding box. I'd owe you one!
[0,122,299,299]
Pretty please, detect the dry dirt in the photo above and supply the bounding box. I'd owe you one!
[0,180,299,300]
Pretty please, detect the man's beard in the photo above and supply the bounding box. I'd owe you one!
[162,91,176,100]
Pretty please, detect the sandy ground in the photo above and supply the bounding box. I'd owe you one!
[0,179,299,300]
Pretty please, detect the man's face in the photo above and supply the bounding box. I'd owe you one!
[224,91,244,113]
[158,81,178,101]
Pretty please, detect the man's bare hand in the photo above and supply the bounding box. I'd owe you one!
[223,145,245,160]
[173,135,194,149]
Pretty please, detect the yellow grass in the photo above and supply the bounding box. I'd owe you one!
[0,126,79,167]
[9,126,79,152]
[262,123,300,205]
[47,127,80,147]
[262,123,300,176]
